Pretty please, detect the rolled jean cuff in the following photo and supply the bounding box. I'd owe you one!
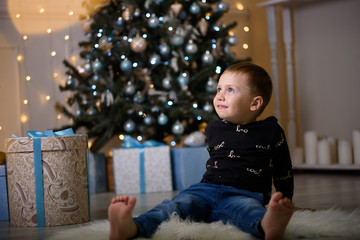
[133,217,152,238]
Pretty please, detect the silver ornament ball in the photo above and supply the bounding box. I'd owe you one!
[172,121,184,135]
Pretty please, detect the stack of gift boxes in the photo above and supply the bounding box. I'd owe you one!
[1,132,209,226]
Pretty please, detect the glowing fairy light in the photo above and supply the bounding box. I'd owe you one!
[236,2,244,11]
[17,54,23,62]
[20,114,28,123]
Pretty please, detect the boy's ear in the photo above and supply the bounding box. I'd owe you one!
[250,96,263,112]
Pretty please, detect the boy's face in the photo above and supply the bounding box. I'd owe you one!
[213,71,258,125]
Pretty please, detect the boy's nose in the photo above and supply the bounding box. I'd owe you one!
[217,93,225,101]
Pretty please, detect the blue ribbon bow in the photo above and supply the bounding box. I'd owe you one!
[27,128,75,138]
[121,136,165,193]
[13,128,77,227]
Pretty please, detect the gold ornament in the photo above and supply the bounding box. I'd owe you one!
[81,18,94,33]
[170,1,183,17]
[99,36,113,53]
[130,35,147,53]
[122,8,131,21]
[197,18,208,36]
[96,98,102,112]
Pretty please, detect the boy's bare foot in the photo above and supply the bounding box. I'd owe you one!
[108,195,138,240]
[261,192,294,240]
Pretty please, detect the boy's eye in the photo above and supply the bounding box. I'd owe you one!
[217,87,222,93]
[228,88,234,93]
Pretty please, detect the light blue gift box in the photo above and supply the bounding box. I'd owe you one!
[0,165,10,221]
[88,153,108,194]
[171,147,209,190]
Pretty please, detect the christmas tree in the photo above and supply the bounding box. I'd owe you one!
[57,0,246,153]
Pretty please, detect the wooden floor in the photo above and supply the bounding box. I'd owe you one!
[0,172,359,240]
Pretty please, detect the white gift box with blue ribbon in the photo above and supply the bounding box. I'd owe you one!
[112,136,173,195]
[4,129,90,227]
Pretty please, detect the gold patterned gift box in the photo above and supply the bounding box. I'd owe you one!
[4,132,90,227]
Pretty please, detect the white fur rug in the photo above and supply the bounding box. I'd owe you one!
[49,208,360,240]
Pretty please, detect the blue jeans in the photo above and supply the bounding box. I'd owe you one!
[133,182,266,239]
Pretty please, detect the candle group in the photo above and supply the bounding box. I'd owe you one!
[301,130,360,166]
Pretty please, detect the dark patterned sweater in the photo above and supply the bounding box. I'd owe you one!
[201,116,294,205]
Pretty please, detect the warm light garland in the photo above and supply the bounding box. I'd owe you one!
[9,0,81,131]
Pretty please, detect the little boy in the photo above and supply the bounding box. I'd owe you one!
[108,62,294,240]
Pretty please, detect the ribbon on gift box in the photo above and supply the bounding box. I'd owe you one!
[122,135,165,193]
[12,128,76,227]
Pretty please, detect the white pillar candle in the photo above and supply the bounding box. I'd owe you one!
[304,131,318,165]
[338,140,353,165]
[291,147,304,165]
[353,130,360,165]
[327,137,337,164]
[318,139,331,165]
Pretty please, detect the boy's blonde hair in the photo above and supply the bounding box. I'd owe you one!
[224,62,273,116]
